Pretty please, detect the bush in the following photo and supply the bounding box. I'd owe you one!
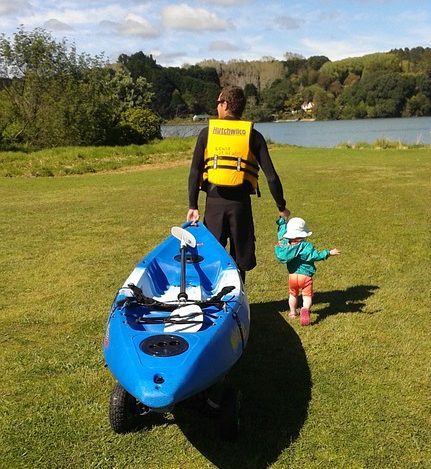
[115,108,162,145]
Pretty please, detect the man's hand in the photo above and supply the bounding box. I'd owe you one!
[187,209,200,224]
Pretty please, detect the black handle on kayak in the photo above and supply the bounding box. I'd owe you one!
[178,245,188,302]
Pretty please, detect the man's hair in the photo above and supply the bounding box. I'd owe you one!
[220,86,246,117]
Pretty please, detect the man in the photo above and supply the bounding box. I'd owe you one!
[187,86,290,281]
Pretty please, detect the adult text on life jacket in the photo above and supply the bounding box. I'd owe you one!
[203,119,259,191]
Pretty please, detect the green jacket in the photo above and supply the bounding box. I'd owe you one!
[275,217,330,277]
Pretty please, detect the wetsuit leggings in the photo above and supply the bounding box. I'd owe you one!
[203,195,256,273]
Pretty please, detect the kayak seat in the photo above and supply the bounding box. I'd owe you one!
[124,260,170,298]
[141,260,170,296]
[192,259,223,296]
[211,269,241,298]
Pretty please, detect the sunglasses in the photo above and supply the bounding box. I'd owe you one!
[216,100,225,105]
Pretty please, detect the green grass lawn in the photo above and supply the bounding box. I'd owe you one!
[0,137,195,177]
[1,146,430,468]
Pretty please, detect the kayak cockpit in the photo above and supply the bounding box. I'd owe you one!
[123,258,241,303]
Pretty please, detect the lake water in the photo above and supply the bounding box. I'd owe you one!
[162,116,431,148]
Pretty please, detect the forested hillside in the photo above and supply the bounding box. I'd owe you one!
[1,26,430,150]
[119,48,430,122]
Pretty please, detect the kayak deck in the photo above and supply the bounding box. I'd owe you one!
[103,223,250,411]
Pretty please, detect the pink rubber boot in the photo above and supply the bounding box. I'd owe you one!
[300,307,310,326]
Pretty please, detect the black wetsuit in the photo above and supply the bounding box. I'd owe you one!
[188,120,287,272]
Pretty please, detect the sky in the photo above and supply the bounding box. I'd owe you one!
[1,0,430,67]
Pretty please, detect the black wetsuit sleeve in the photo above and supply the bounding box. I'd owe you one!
[188,127,208,210]
[251,129,287,211]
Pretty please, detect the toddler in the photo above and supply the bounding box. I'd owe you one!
[275,217,340,326]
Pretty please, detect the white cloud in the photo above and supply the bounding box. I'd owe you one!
[209,40,242,51]
[99,20,118,32]
[19,5,128,27]
[43,18,73,31]
[0,0,31,15]
[153,50,186,62]
[203,0,251,4]
[1,0,430,66]
[301,37,377,61]
[274,15,301,30]
[117,14,159,37]
[162,3,232,31]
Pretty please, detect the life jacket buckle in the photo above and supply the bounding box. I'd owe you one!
[213,155,218,169]
[236,157,241,171]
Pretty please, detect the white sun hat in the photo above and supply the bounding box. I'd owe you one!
[283,217,312,239]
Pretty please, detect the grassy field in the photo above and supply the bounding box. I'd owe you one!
[0,137,196,177]
[1,145,430,468]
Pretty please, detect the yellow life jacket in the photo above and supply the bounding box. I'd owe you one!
[203,119,259,191]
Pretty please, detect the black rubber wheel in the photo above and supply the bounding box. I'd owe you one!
[109,382,144,434]
[219,387,241,441]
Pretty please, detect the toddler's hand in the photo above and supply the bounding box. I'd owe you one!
[330,248,341,256]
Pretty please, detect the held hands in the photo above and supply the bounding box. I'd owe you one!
[279,208,291,219]
[330,248,341,256]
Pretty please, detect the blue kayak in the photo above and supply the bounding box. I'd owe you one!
[103,222,250,430]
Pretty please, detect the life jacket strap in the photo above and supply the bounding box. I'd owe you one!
[205,155,259,171]
[204,164,259,178]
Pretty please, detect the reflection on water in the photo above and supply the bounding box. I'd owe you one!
[162,116,431,148]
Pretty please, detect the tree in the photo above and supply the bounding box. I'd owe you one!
[283,52,305,61]
[0,27,109,147]
[313,89,338,120]
[169,89,188,117]
[0,28,159,148]
[415,74,431,99]
[119,52,220,119]
[116,108,162,145]
[307,56,330,71]
[337,70,418,118]
[244,83,258,100]
[110,68,153,111]
[404,93,431,116]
